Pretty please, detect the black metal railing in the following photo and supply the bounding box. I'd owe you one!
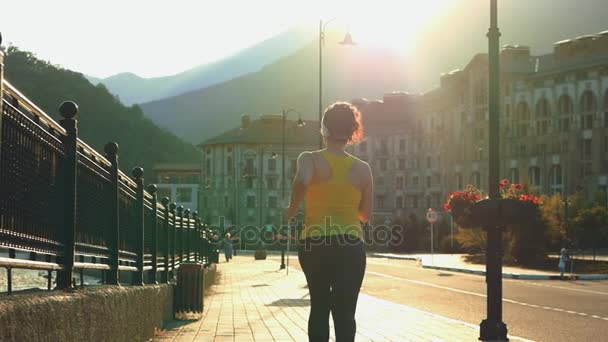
[0,51,218,293]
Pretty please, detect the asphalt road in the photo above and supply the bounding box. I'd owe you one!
[269,255,608,342]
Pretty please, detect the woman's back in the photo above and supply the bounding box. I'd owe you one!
[303,150,365,240]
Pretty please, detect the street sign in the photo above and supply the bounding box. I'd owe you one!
[426,209,438,223]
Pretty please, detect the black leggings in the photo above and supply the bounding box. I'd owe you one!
[298,235,366,342]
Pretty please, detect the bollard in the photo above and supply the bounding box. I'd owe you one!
[56,101,79,289]
[131,167,145,286]
[192,212,200,262]
[105,142,120,285]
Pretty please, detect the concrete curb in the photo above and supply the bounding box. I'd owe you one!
[369,253,608,281]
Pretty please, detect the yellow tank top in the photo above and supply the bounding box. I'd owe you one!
[303,150,363,240]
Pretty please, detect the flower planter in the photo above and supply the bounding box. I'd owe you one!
[450,198,539,229]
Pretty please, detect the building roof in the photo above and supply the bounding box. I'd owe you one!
[199,115,319,147]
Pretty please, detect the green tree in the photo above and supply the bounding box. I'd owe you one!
[572,206,608,259]
[2,46,200,178]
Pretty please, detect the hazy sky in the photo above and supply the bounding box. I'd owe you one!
[1,0,454,78]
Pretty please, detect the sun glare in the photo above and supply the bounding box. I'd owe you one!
[334,0,452,54]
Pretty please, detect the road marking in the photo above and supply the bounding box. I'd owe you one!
[366,270,608,321]
[368,258,608,296]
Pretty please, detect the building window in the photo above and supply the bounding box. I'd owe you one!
[412,196,418,209]
[399,139,406,152]
[268,196,277,208]
[557,95,573,115]
[380,139,389,155]
[398,158,405,170]
[246,195,256,208]
[396,176,403,190]
[176,187,192,202]
[426,156,431,169]
[509,168,520,184]
[376,196,385,209]
[604,112,608,128]
[535,98,551,117]
[268,158,277,172]
[549,165,562,191]
[227,156,233,173]
[583,115,593,129]
[245,158,255,175]
[224,196,229,208]
[529,167,540,186]
[413,176,419,186]
[267,178,277,190]
[380,159,387,171]
[559,118,570,132]
[456,173,463,190]
[583,162,593,176]
[396,196,403,209]
[516,102,530,121]
[580,90,597,113]
[583,139,592,158]
[426,176,431,187]
[245,178,253,189]
[471,172,481,188]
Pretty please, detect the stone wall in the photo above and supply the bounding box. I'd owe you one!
[0,284,173,342]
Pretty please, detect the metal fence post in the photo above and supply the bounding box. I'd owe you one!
[184,209,191,261]
[104,142,120,285]
[160,197,170,283]
[147,184,158,284]
[170,203,177,278]
[177,206,184,265]
[56,101,79,289]
[0,33,4,163]
[192,211,200,262]
[131,167,145,286]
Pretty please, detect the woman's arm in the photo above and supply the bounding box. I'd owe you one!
[358,162,373,223]
[286,152,314,219]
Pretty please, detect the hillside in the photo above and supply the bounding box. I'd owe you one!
[140,34,413,144]
[92,27,311,105]
[139,0,608,145]
[2,47,200,176]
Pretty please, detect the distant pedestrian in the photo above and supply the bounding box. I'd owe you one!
[286,102,372,342]
[222,233,233,262]
[558,247,569,279]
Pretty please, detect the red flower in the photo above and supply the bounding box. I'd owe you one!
[443,203,451,211]
[499,179,510,189]
[514,184,523,190]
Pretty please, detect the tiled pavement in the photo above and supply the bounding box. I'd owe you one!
[153,257,532,342]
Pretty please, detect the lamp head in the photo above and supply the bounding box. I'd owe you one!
[339,32,356,45]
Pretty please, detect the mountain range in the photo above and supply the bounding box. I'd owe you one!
[92,0,608,144]
[88,28,311,105]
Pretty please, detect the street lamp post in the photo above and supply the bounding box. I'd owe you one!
[280,109,305,269]
[479,1,508,341]
[319,19,356,149]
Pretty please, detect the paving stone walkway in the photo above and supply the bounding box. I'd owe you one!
[153,257,532,342]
